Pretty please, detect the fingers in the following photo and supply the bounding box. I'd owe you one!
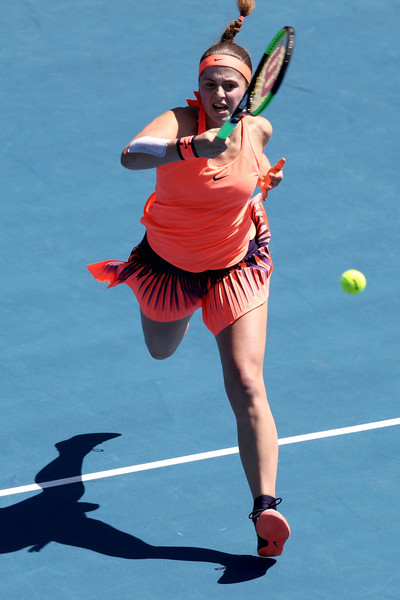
[194,129,230,158]
[258,157,286,199]
[268,157,286,175]
[267,157,286,188]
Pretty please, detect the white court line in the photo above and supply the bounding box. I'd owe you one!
[0,417,399,499]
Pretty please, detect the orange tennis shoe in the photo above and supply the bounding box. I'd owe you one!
[249,497,291,557]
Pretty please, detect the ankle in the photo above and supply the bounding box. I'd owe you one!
[249,495,282,524]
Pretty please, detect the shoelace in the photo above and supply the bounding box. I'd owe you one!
[248,497,283,521]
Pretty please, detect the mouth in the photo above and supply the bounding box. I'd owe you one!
[212,102,229,114]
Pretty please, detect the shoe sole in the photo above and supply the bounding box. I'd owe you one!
[256,509,291,557]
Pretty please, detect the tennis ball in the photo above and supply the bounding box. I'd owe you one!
[341,270,366,294]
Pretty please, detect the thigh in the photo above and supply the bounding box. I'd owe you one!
[215,302,269,389]
[140,310,192,360]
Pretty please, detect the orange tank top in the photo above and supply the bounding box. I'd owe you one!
[140,107,263,272]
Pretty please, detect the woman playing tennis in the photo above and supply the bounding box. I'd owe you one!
[88,0,290,557]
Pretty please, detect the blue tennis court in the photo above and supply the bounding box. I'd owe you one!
[1,1,399,598]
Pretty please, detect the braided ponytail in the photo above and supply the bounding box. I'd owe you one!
[200,0,255,72]
[221,0,256,43]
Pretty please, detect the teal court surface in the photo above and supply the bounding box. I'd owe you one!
[1,1,399,598]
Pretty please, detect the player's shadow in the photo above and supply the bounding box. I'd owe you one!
[0,433,275,584]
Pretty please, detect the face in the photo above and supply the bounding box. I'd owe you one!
[199,66,247,129]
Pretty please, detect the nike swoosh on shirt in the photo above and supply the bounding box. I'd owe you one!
[213,175,228,181]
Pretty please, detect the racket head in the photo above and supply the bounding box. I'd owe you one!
[248,26,295,116]
[216,26,295,139]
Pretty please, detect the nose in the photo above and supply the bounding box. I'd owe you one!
[214,85,226,99]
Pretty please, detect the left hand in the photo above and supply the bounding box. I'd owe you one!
[258,157,286,200]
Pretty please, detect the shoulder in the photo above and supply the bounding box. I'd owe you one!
[135,106,198,139]
[172,106,199,135]
[246,115,273,149]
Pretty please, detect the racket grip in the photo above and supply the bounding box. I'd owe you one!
[268,157,286,174]
[216,119,237,140]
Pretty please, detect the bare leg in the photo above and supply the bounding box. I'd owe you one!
[140,310,191,360]
[215,302,278,499]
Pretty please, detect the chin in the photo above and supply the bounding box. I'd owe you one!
[204,108,229,129]
[213,113,229,127]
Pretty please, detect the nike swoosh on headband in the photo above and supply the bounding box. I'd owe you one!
[213,175,228,181]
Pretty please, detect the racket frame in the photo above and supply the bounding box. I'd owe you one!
[216,26,295,139]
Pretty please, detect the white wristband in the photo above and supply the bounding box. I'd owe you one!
[127,136,171,157]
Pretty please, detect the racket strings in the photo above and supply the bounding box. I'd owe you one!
[250,43,286,110]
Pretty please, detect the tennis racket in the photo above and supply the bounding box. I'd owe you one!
[216,26,295,139]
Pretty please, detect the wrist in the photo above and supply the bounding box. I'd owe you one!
[176,136,199,160]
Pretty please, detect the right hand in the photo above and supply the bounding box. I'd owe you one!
[193,129,230,158]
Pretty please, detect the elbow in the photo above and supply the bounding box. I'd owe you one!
[120,148,130,169]
[120,147,155,170]
[121,148,144,170]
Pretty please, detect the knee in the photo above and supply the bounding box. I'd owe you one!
[224,367,267,414]
[143,331,180,360]
[140,312,188,360]
[145,340,175,360]
[148,350,170,360]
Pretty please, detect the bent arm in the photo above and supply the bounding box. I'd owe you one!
[121,108,229,170]
[121,109,182,170]
[259,153,273,179]
[248,118,285,199]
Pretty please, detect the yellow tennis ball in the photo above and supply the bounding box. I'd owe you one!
[341,270,367,294]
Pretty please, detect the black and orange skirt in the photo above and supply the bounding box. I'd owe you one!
[87,195,273,336]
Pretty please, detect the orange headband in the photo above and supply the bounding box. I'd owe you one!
[198,54,252,84]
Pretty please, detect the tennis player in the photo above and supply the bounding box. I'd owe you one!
[88,0,290,557]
